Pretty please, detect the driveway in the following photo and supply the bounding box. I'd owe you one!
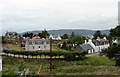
[86,52,100,57]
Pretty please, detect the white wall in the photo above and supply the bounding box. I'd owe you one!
[26,44,50,51]
[0,56,2,71]
[25,40,50,51]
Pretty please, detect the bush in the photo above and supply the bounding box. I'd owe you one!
[101,45,120,66]
[64,52,76,61]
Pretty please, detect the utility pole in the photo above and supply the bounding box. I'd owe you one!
[50,38,52,72]
[20,35,22,51]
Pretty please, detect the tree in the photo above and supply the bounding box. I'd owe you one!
[102,34,107,38]
[41,29,50,38]
[61,42,68,50]
[23,32,28,38]
[93,30,103,39]
[68,35,85,45]
[38,33,42,37]
[109,25,120,37]
[101,45,120,66]
[108,25,120,45]
[61,34,68,39]
[71,32,75,37]
[23,32,33,38]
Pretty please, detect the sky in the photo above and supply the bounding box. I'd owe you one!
[0,0,119,35]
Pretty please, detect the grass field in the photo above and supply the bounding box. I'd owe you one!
[2,56,120,75]
[2,44,120,75]
[4,44,66,52]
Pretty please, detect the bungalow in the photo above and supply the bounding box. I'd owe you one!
[25,38,50,51]
[75,44,94,53]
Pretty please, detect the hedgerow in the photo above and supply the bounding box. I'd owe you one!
[3,49,88,60]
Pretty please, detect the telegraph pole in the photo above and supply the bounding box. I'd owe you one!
[20,35,22,51]
[50,38,52,72]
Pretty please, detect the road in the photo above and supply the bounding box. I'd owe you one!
[86,52,100,57]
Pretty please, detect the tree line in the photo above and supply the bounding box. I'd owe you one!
[22,29,50,38]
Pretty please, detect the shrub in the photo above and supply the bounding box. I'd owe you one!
[64,52,76,61]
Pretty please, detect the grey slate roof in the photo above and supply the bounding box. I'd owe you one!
[92,39,109,46]
[28,39,49,45]
[80,44,94,51]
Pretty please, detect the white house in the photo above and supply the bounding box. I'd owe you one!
[75,37,110,53]
[112,39,120,45]
[49,34,61,40]
[25,38,50,51]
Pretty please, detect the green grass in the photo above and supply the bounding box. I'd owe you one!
[2,56,120,75]
[70,56,116,66]
[4,44,24,51]
[5,44,66,51]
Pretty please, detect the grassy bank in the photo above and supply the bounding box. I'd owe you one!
[2,56,120,75]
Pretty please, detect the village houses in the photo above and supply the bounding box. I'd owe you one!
[75,37,110,53]
[49,34,61,40]
[5,32,20,39]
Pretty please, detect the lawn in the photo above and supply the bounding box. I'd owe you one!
[4,44,66,52]
[3,44,24,51]
[2,56,120,75]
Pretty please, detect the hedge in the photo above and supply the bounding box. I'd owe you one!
[3,49,88,60]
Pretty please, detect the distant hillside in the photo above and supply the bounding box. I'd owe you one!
[20,29,110,36]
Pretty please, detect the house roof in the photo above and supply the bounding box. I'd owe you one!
[32,36,41,39]
[80,44,94,51]
[28,39,49,45]
[92,39,109,46]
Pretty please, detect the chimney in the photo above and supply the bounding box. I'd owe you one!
[85,40,87,44]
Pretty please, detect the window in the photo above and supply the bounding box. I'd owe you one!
[42,41,44,44]
[38,46,40,48]
[44,46,46,48]
[32,42,35,44]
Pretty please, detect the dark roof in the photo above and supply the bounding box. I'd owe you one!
[28,39,49,45]
[92,39,109,46]
[80,44,93,51]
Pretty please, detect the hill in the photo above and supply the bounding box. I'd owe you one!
[20,29,110,36]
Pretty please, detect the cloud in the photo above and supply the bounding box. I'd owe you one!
[0,0,119,35]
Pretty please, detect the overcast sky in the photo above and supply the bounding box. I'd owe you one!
[0,0,119,34]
